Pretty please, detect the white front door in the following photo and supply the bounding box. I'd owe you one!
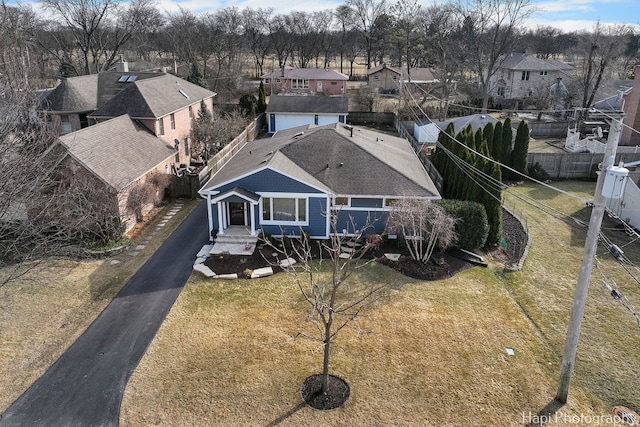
[317,80,323,92]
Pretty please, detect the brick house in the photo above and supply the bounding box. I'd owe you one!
[621,65,640,146]
[41,59,217,166]
[261,67,348,96]
[367,63,438,96]
[53,114,179,230]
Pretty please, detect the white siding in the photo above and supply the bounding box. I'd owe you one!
[270,113,341,132]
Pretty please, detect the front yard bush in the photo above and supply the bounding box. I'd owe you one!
[439,199,489,250]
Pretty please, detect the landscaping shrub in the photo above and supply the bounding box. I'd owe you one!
[528,162,550,181]
[439,199,489,250]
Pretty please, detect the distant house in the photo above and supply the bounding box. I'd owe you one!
[266,96,348,133]
[261,67,348,96]
[489,53,575,103]
[53,114,178,229]
[40,57,217,166]
[414,114,505,144]
[198,123,440,242]
[368,63,438,96]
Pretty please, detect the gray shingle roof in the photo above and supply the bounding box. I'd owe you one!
[91,74,216,119]
[201,123,439,199]
[59,114,176,191]
[266,96,349,114]
[498,53,575,72]
[42,72,216,119]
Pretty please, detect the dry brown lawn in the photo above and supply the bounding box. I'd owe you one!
[0,199,200,413]
[3,182,640,426]
[120,181,640,426]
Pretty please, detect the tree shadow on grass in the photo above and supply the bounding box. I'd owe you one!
[264,401,307,427]
[524,399,565,427]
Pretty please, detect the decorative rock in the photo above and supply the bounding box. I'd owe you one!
[215,273,238,280]
[193,263,216,278]
[251,266,274,278]
[109,260,121,265]
[135,245,145,251]
[384,253,401,261]
[279,257,297,268]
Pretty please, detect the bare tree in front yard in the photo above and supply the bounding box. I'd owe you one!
[263,213,385,409]
[386,198,457,264]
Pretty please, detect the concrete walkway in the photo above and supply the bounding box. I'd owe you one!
[0,201,208,427]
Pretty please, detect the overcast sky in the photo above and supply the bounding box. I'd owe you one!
[11,0,640,32]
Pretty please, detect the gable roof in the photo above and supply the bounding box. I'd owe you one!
[90,74,216,119]
[58,114,176,191]
[42,72,216,119]
[498,53,575,72]
[261,66,348,81]
[201,123,439,199]
[266,96,349,114]
[42,72,161,113]
[367,63,438,83]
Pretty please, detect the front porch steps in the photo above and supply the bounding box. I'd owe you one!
[210,227,259,255]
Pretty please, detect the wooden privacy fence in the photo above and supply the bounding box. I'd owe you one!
[527,152,640,179]
[170,114,265,198]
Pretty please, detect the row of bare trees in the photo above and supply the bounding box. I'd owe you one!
[2,0,639,107]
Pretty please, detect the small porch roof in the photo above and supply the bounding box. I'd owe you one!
[211,186,260,204]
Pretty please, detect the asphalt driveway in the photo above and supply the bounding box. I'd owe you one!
[0,200,208,427]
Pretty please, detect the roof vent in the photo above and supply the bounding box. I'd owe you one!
[293,132,304,138]
[179,89,189,99]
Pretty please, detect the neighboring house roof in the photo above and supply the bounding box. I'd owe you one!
[266,96,349,114]
[41,74,99,113]
[261,66,348,81]
[592,87,632,111]
[498,53,575,73]
[367,63,438,83]
[42,72,215,119]
[91,74,216,119]
[201,123,439,198]
[433,114,501,134]
[58,114,176,191]
[42,72,160,113]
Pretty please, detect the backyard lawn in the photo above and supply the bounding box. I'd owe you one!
[119,181,640,426]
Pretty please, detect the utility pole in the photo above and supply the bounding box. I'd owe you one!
[556,117,623,403]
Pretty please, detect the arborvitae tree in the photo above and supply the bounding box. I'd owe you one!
[483,161,503,246]
[490,121,503,159]
[510,120,530,180]
[257,81,267,114]
[483,122,494,157]
[186,62,207,88]
[500,117,513,167]
[439,199,489,250]
[474,128,484,152]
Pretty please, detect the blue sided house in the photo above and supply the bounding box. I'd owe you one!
[198,123,441,246]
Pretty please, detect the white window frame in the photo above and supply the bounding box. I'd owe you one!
[158,117,165,136]
[60,115,72,134]
[261,196,309,225]
[292,79,309,89]
[170,113,176,130]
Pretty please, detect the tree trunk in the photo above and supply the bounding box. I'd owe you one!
[322,322,332,394]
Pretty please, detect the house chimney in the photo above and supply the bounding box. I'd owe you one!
[116,54,128,73]
[281,66,285,78]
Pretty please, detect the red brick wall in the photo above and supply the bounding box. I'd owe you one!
[622,66,640,146]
